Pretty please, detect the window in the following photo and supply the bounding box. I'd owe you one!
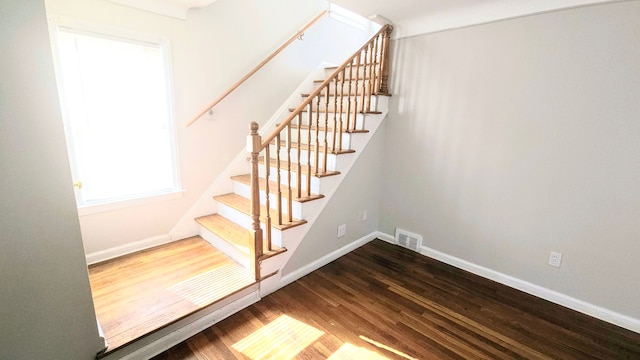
[50,19,181,212]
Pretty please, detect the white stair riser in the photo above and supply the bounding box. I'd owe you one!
[232,181,304,219]
[215,202,284,247]
[291,112,367,129]
[312,79,370,94]
[325,65,379,79]
[258,164,322,194]
[268,146,340,171]
[198,225,250,268]
[280,128,352,150]
[305,96,378,112]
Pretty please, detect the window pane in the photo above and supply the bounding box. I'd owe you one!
[57,29,178,205]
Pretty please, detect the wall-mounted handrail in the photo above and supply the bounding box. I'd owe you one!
[186,10,328,127]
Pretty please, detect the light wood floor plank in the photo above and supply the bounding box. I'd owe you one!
[89,237,255,353]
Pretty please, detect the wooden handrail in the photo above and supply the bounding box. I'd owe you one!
[186,10,328,127]
[260,24,392,148]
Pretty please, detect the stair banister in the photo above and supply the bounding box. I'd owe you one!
[186,10,328,127]
[247,24,393,280]
[259,24,393,149]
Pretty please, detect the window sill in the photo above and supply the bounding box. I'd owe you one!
[77,189,185,216]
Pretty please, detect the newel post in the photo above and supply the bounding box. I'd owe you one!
[379,25,393,95]
[248,122,263,280]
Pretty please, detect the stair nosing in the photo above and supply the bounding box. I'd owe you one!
[214,193,307,231]
[230,174,324,203]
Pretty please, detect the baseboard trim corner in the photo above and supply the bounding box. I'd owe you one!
[377,232,640,334]
[279,231,378,289]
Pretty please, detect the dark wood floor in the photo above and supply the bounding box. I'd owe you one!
[153,239,640,359]
[89,237,256,352]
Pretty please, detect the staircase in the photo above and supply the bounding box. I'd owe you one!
[191,24,393,295]
[97,23,393,360]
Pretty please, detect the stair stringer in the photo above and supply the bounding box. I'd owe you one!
[169,63,336,242]
[258,95,389,297]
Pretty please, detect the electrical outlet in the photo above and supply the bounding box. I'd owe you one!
[548,251,562,268]
[337,224,346,238]
[360,210,368,221]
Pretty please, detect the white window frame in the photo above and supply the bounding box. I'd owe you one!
[48,16,183,216]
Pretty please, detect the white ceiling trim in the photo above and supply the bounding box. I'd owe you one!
[394,0,619,38]
[106,0,218,20]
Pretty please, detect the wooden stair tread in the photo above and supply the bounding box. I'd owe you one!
[260,157,341,178]
[326,62,381,69]
[195,214,250,254]
[302,92,366,97]
[289,108,382,115]
[271,140,356,155]
[214,193,307,231]
[231,174,324,203]
[276,123,368,134]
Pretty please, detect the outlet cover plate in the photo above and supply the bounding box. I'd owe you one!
[337,224,346,238]
[548,251,562,268]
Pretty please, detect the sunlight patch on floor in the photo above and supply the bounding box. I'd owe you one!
[232,315,324,359]
[327,342,390,360]
[167,263,252,306]
[360,335,419,360]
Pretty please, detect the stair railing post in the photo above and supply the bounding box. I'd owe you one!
[247,122,263,280]
[379,25,393,95]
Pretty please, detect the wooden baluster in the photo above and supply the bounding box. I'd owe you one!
[247,122,263,280]
[345,66,353,132]
[323,86,329,172]
[338,69,345,152]
[314,93,321,175]
[352,53,361,132]
[286,124,292,223]
[332,78,338,152]
[275,133,282,226]
[306,103,312,197]
[371,35,380,103]
[380,25,393,95]
[264,144,271,254]
[367,42,375,113]
[360,45,369,115]
[374,33,383,94]
[296,113,302,199]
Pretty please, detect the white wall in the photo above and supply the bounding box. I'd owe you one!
[283,122,384,275]
[381,1,640,321]
[44,0,372,256]
[0,0,104,358]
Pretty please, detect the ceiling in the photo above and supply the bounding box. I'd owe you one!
[106,0,618,37]
[330,0,618,38]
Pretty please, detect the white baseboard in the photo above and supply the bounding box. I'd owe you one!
[85,234,173,265]
[378,232,640,334]
[376,231,396,244]
[279,231,378,289]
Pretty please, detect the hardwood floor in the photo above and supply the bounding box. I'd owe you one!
[153,239,640,359]
[88,237,256,353]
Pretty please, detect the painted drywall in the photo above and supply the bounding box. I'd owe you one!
[43,0,372,256]
[381,1,640,320]
[0,0,104,358]
[282,122,384,274]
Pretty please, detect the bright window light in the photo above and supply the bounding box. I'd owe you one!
[52,25,180,207]
[329,3,371,31]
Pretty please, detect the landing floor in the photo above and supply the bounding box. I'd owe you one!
[88,236,255,353]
